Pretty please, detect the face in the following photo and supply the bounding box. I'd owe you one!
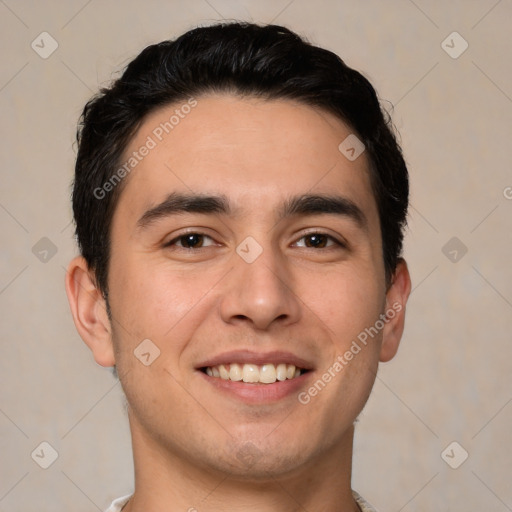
[80,94,409,478]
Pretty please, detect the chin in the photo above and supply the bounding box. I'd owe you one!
[220,451,309,482]
[209,436,312,481]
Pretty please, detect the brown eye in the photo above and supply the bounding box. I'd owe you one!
[180,234,204,248]
[294,233,342,249]
[304,234,329,248]
[167,233,215,249]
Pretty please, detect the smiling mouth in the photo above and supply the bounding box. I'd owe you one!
[200,363,309,384]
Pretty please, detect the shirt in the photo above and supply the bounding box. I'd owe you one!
[104,489,378,511]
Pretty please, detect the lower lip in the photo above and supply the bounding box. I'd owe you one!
[197,370,313,404]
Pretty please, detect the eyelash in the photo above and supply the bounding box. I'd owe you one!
[165,231,346,250]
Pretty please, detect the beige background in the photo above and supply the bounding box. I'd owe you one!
[1,1,511,511]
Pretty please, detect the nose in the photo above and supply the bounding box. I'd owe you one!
[219,242,302,331]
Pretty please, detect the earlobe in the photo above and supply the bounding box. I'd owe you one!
[379,259,412,362]
[65,256,115,367]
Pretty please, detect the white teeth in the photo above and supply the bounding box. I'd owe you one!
[259,364,277,384]
[242,364,259,383]
[229,363,243,381]
[276,363,287,381]
[204,363,305,384]
[218,364,230,380]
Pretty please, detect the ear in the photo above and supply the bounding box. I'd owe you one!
[65,256,115,367]
[379,259,411,363]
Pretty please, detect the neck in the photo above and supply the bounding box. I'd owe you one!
[122,409,360,512]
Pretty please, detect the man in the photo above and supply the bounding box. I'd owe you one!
[65,21,411,512]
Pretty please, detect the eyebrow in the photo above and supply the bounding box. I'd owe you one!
[136,191,367,231]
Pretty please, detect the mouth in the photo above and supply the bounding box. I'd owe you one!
[200,362,310,384]
[195,350,315,404]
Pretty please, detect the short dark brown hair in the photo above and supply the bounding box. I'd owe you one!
[72,21,409,295]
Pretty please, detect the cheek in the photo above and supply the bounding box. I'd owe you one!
[108,257,223,347]
[306,264,385,343]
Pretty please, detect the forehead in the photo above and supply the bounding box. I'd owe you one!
[114,94,377,225]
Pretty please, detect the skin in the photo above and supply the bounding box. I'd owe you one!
[66,94,411,512]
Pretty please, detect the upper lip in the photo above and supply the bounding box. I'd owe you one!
[196,350,314,371]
